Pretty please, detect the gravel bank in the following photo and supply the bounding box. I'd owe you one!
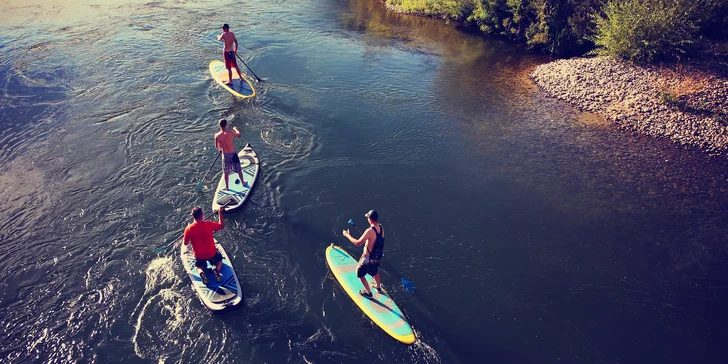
[530,57,728,154]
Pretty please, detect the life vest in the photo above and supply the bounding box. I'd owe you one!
[368,225,384,264]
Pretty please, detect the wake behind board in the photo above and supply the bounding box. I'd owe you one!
[209,60,256,98]
[326,245,415,344]
[212,143,260,214]
[180,240,242,311]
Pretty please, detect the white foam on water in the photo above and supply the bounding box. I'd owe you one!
[132,288,190,360]
[129,256,193,361]
[144,256,177,293]
[26,328,49,357]
[130,256,179,319]
[409,334,442,364]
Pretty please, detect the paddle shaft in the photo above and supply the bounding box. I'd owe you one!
[235,53,262,82]
[196,151,221,189]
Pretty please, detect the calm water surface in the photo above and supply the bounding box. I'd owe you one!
[2,0,728,363]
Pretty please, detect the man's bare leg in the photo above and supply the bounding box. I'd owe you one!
[197,267,208,284]
[235,66,244,84]
[237,171,247,187]
[224,172,230,190]
[227,68,233,84]
[213,260,224,282]
[373,273,381,290]
[359,277,372,294]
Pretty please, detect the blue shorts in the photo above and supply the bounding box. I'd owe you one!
[195,251,223,269]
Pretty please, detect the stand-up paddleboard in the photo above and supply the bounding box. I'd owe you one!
[326,245,416,344]
[209,60,256,98]
[180,240,242,311]
[212,143,259,214]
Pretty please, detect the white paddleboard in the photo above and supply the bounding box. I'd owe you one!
[212,143,259,213]
[180,240,242,311]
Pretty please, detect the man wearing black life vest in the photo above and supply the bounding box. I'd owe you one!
[342,210,385,298]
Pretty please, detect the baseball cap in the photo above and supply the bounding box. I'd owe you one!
[364,210,378,221]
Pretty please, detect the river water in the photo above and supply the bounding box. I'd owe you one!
[2,0,728,363]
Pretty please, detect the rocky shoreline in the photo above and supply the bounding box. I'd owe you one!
[530,57,728,155]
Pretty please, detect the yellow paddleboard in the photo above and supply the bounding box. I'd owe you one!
[326,245,416,344]
[209,60,256,98]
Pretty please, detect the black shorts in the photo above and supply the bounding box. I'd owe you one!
[356,262,379,278]
[195,251,223,269]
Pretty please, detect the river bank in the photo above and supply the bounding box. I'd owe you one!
[530,56,728,154]
[382,0,728,155]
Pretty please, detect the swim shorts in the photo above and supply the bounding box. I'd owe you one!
[224,51,238,70]
[223,152,242,175]
[195,251,223,269]
[356,262,379,278]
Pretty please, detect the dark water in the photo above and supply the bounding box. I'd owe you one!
[2,0,728,363]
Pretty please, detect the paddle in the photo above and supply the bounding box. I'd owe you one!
[151,202,230,255]
[235,53,263,82]
[346,219,415,292]
[194,151,222,192]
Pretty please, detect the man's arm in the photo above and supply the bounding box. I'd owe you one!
[343,228,371,247]
[215,134,223,152]
[217,208,225,229]
[217,32,224,42]
[183,226,191,245]
[233,35,238,53]
[232,126,241,138]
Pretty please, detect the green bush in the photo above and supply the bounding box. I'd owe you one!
[385,0,725,59]
[467,0,510,35]
[466,0,606,55]
[692,0,728,40]
[594,0,701,63]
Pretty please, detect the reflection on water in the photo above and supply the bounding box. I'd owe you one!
[1,0,728,363]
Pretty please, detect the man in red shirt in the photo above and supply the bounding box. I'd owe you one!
[183,206,226,284]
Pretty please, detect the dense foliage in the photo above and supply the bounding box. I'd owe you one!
[595,0,727,62]
[385,0,728,61]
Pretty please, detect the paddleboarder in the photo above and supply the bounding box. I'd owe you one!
[343,210,385,298]
[215,118,248,191]
[217,23,244,85]
[183,206,226,284]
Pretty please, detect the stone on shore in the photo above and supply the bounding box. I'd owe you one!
[530,56,728,155]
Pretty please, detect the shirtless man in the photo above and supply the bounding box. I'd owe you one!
[217,23,244,85]
[342,210,385,298]
[214,118,247,191]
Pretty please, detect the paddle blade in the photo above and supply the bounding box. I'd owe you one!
[401,278,415,292]
[347,219,355,226]
[194,181,204,192]
[152,245,169,255]
[152,239,180,255]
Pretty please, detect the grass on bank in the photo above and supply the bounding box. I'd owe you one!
[386,0,450,15]
[654,65,714,110]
